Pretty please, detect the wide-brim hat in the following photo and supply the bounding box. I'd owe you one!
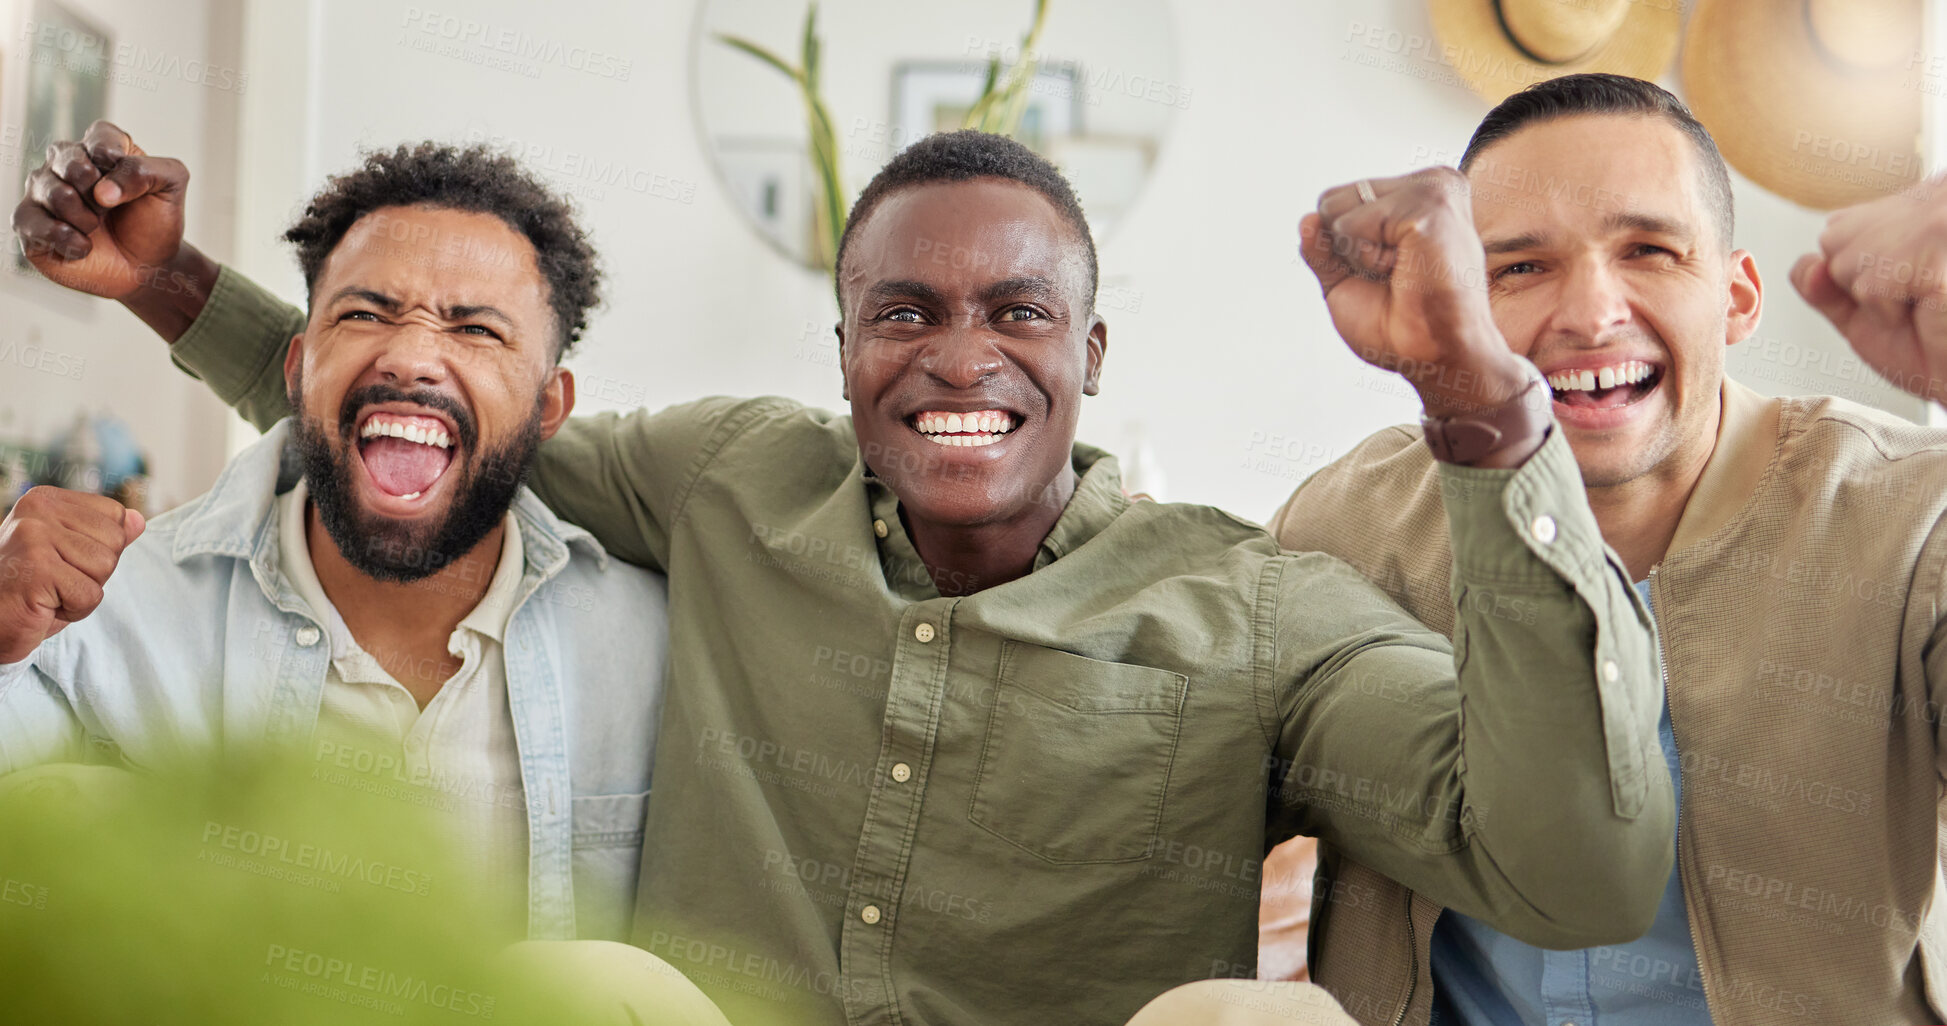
[1429,0,1683,105]
[1683,0,1926,210]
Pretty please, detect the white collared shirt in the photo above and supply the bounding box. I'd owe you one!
[276,480,529,933]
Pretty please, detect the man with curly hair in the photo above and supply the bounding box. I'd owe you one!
[0,133,682,958]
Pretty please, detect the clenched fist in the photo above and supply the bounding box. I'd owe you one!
[10,120,217,341]
[0,488,144,665]
[1300,168,1531,419]
[1792,177,1947,407]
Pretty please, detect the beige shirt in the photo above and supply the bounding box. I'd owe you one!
[1271,380,1947,1026]
[277,481,530,933]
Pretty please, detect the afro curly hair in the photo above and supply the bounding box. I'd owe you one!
[834,130,1097,315]
[282,142,602,359]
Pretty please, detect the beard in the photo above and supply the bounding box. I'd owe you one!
[290,373,544,583]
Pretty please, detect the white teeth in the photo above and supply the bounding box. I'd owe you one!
[359,416,454,449]
[1547,363,1658,393]
[913,411,1016,438]
[399,491,421,500]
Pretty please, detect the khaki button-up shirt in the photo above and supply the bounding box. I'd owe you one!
[169,266,1669,1026]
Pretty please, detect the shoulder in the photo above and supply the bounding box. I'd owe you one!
[1267,425,1444,551]
[1778,395,1947,514]
[1783,393,1947,468]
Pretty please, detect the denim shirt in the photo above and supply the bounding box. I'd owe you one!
[0,420,670,942]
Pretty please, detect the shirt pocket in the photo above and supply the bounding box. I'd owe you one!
[968,642,1188,864]
[569,789,648,941]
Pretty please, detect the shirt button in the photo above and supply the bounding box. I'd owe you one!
[891,762,912,783]
[914,623,936,643]
[860,904,882,925]
[294,626,321,647]
[873,519,889,539]
[1602,659,1620,682]
[1529,514,1558,545]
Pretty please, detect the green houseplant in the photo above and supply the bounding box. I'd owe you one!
[717,0,1053,272]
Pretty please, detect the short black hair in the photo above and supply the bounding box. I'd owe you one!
[283,142,602,359]
[1460,73,1735,248]
[834,130,1097,314]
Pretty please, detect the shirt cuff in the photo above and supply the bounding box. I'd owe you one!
[1437,425,1611,589]
[168,264,296,409]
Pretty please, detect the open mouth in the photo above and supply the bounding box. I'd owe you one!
[1546,360,1663,411]
[354,410,458,505]
[907,409,1020,448]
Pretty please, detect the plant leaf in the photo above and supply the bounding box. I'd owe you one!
[716,33,802,83]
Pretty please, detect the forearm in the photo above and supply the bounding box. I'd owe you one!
[121,243,220,343]
[167,264,306,432]
[1434,427,1669,941]
[1280,428,1668,948]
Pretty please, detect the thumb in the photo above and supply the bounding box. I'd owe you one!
[122,508,145,547]
[1791,254,1859,332]
[1299,214,1352,298]
[92,155,187,209]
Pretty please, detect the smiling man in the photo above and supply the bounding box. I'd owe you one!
[15,126,1669,1026]
[1266,75,1947,1026]
[0,141,673,949]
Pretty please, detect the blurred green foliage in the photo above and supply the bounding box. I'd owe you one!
[0,749,531,1025]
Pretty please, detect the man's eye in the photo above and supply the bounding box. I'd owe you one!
[457,324,500,338]
[1631,244,1673,258]
[1493,262,1540,280]
[1000,306,1043,322]
[341,310,380,322]
[884,309,923,323]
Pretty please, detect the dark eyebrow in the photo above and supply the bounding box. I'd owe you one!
[447,304,514,328]
[979,276,1065,307]
[861,280,946,308]
[1483,232,1547,256]
[1606,210,1695,243]
[326,287,401,311]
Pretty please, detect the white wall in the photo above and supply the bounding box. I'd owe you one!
[0,0,241,511]
[223,0,1924,523]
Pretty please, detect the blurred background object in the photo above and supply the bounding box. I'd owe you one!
[1683,0,1925,210]
[697,0,1177,270]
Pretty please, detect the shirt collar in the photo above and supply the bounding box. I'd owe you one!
[1667,376,1783,555]
[275,479,525,650]
[861,441,1129,597]
[1032,442,1129,570]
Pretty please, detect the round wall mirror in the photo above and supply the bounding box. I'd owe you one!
[692,0,1182,270]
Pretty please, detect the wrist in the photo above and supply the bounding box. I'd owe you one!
[1420,357,1552,468]
[120,244,218,343]
[1411,351,1531,419]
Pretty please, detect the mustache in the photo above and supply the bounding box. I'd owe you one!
[339,383,479,452]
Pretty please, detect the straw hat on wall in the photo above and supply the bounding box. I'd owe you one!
[1682,0,1925,210]
[1429,0,1683,104]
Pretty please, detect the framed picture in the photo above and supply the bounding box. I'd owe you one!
[891,61,1082,157]
[13,0,112,273]
[713,136,814,258]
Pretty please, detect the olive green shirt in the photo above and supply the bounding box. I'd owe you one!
[170,266,1670,1026]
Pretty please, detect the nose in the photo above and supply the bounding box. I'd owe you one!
[916,325,1005,389]
[1549,256,1633,343]
[369,323,451,389]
